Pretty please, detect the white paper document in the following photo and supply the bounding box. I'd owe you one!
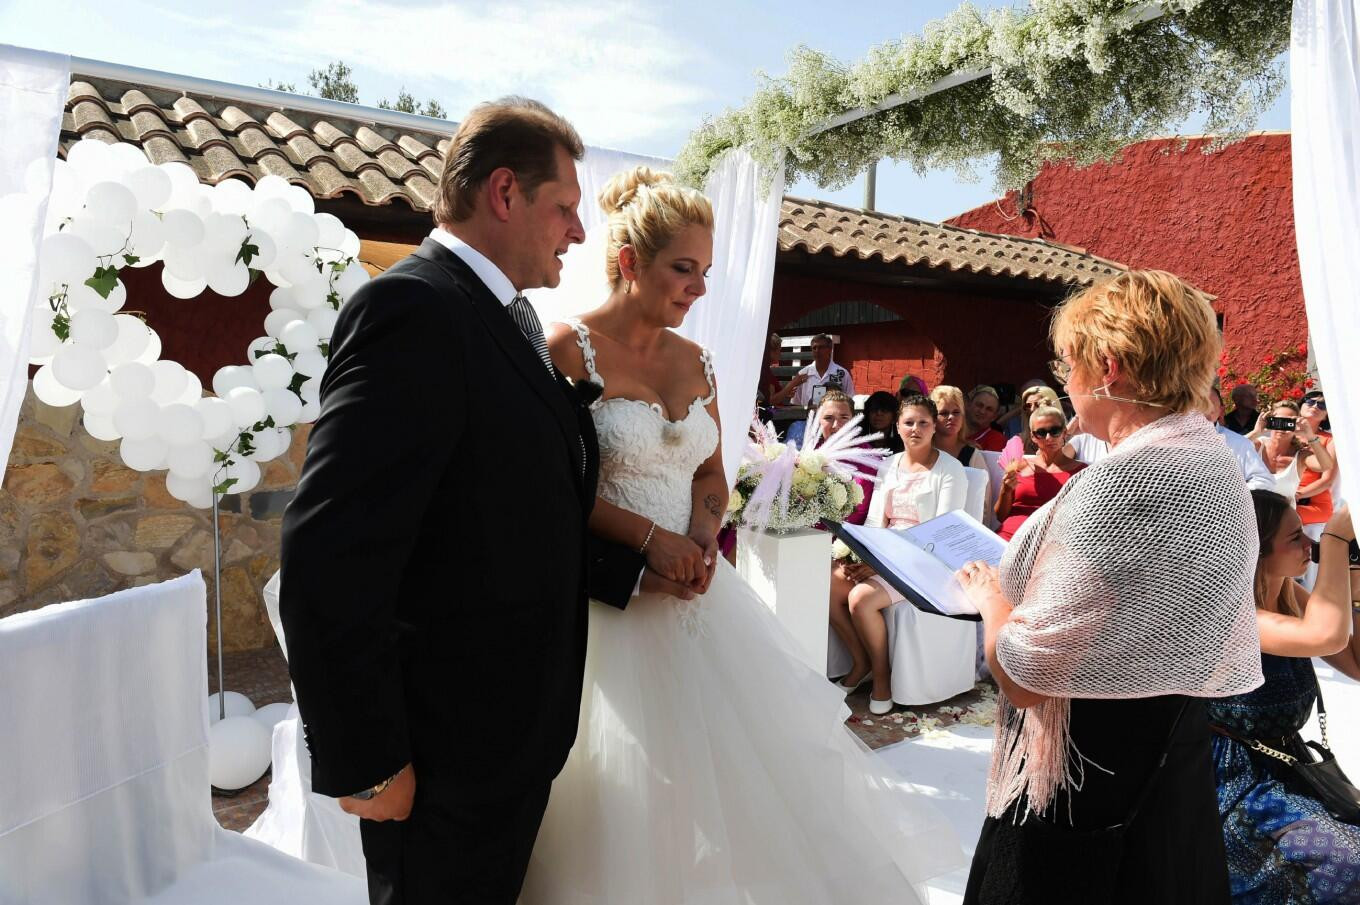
[834,511,1005,620]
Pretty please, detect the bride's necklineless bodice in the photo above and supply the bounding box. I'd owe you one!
[562,319,718,536]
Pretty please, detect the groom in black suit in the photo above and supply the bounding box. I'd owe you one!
[280,98,676,905]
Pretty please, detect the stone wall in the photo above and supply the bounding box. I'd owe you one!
[1,383,308,653]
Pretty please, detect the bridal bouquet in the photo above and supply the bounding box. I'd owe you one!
[725,412,889,534]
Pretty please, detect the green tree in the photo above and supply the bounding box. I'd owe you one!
[259,78,298,93]
[307,61,359,104]
[378,87,448,119]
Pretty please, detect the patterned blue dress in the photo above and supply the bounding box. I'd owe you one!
[1208,654,1360,903]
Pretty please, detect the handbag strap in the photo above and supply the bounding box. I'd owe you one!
[1123,699,1192,827]
[1313,670,1332,749]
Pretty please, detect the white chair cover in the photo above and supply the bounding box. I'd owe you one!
[0,573,364,904]
[244,573,365,878]
[962,466,989,524]
[826,593,978,705]
[978,451,1005,529]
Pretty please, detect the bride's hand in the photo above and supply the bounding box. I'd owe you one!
[646,529,708,585]
[688,532,720,595]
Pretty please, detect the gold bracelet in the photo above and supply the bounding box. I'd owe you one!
[639,521,657,554]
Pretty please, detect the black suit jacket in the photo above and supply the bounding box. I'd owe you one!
[280,239,643,800]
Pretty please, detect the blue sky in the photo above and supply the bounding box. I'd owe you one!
[1,0,1289,222]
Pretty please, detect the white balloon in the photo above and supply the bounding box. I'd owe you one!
[52,344,107,391]
[81,378,119,416]
[32,364,83,406]
[150,360,189,406]
[119,435,168,471]
[340,229,361,259]
[252,353,293,390]
[156,403,204,446]
[105,315,152,366]
[159,162,200,205]
[306,306,339,340]
[160,208,205,249]
[109,361,155,398]
[106,142,150,178]
[299,397,321,423]
[212,365,257,396]
[210,178,254,216]
[83,410,120,441]
[161,269,207,300]
[167,441,213,479]
[247,336,279,360]
[186,486,215,509]
[335,262,370,301]
[126,210,165,260]
[268,286,296,311]
[161,242,208,281]
[283,184,315,215]
[203,211,248,252]
[135,328,162,364]
[65,139,115,183]
[299,378,321,405]
[195,396,235,438]
[244,425,281,461]
[245,230,277,271]
[178,370,203,405]
[49,159,87,219]
[69,309,118,349]
[28,310,59,360]
[165,469,207,502]
[263,267,290,288]
[100,280,128,314]
[61,281,104,313]
[248,196,292,235]
[123,164,172,211]
[278,248,317,287]
[85,180,138,226]
[264,308,303,338]
[291,348,327,378]
[262,388,302,427]
[280,319,319,355]
[226,386,266,427]
[314,212,345,248]
[66,214,125,258]
[289,272,329,310]
[253,702,292,733]
[39,231,96,285]
[112,396,162,440]
[208,715,270,791]
[254,174,291,199]
[207,261,250,297]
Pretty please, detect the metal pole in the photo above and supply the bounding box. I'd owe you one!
[212,488,225,721]
[863,160,877,211]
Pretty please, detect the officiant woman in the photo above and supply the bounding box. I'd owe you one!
[955,270,1265,905]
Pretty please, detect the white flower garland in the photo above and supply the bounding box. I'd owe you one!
[28,138,371,508]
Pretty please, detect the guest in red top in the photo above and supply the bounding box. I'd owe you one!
[995,405,1086,541]
[966,385,1006,452]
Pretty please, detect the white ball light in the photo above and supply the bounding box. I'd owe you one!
[306,306,339,340]
[252,353,293,390]
[262,388,302,427]
[110,361,155,398]
[112,397,162,441]
[83,411,120,442]
[226,386,266,427]
[150,360,189,406]
[156,403,204,446]
[195,396,235,439]
[280,319,319,355]
[207,261,250,297]
[208,715,271,791]
[160,208,205,249]
[167,441,213,478]
[105,314,152,367]
[291,349,328,378]
[124,164,172,211]
[32,364,83,406]
[81,378,119,416]
[69,309,118,349]
[39,231,96,285]
[253,702,292,734]
[120,435,168,471]
[264,308,303,338]
[52,344,108,391]
[85,180,138,226]
[211,365,256,396]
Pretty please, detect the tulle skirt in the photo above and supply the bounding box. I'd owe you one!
[520,560,965,904]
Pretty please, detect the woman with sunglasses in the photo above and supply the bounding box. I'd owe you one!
[995,406,1086,541]
[998,385,1063,468]
[1297,392,1340,590]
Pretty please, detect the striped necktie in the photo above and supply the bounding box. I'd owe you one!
[507,293,554,374]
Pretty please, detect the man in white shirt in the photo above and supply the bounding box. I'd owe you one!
[771,333,855,407]
[1208,385,1274,490]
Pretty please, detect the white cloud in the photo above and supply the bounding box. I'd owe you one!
[159,0,715,150]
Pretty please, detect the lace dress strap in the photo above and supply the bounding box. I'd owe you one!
[698,347,716,405]
[558,318,605,399]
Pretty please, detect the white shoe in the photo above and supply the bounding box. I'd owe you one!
[868,696,894,716]
[837,671,872,693]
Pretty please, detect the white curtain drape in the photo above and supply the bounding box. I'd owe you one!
[0,45,67,475]
[1292,0,1360,502]
[530,148,784,486]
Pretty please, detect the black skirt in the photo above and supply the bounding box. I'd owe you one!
[963,695,1230,905]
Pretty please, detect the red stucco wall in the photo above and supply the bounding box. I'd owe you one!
[947,133,1303,381]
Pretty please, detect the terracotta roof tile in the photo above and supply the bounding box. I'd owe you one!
[218,106,261,132]
[264,111,307,141]
[170,96,211,123]
[353,126,395,154]
[140,134,189,165]
[128,108,173,141]
[309,120,349,149]
[779,197,1124,286]
[119,89,159,115]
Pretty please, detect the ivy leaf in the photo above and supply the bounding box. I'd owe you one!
[327,290,341,310]
[237,433,256,457]
[331,260,348,274]
[51,312,71,342]
[319,341,330,359]
[249,268,262,285]
[122,254,140,267]
[288,372,310,397]
[213,449,231,463]
[84,264,120,299]
[213,477,239,495]
[236,241,260,267]
[250,415,276,433]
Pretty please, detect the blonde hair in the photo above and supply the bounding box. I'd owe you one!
[929,385,967,443]
[1051,269,1220,414]
[817,389,853,413]
[1029,405,1067,428]
[1019,387,1064,451]
[600,167,714,288]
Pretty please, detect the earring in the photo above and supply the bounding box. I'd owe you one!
[625,280,633,294]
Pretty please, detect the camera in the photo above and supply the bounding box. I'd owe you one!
[1311,537,1360,569]
[1265,416,1297,432]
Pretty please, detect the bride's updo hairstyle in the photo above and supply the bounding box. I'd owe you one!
[599,167,714,288]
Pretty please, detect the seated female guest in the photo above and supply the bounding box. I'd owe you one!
[931,385,981,467]
[998,385,1063,467]
[814,390,874,525]
[965,385,1007,452]
[833,395,969,714]
[1208,492,1359,903]
[955,270,1263,904]
[1297,391,1339,589]
[863,390,903,453]
[995,405,1086,541]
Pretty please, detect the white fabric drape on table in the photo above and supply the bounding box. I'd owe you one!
[530,148,784,487]
[1292,0,1360,500]
[0,45,67,475]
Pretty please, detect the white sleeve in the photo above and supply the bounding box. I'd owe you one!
[841,368,855,398]
[1237,438,1276,492]
[865,456,893,528]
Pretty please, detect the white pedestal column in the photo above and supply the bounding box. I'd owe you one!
[735,527,830,673]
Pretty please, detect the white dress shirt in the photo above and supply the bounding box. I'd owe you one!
[1214,423,1276,491]
[427,227,517,307]
[791,360,855,407]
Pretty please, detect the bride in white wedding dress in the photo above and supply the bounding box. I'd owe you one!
[524,167,963,904]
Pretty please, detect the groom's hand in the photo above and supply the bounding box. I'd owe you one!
[339,763,416,822]
[640,568,696,600]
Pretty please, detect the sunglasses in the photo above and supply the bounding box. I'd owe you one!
[1032,426,1064,439]
[1302,399,1327,411]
